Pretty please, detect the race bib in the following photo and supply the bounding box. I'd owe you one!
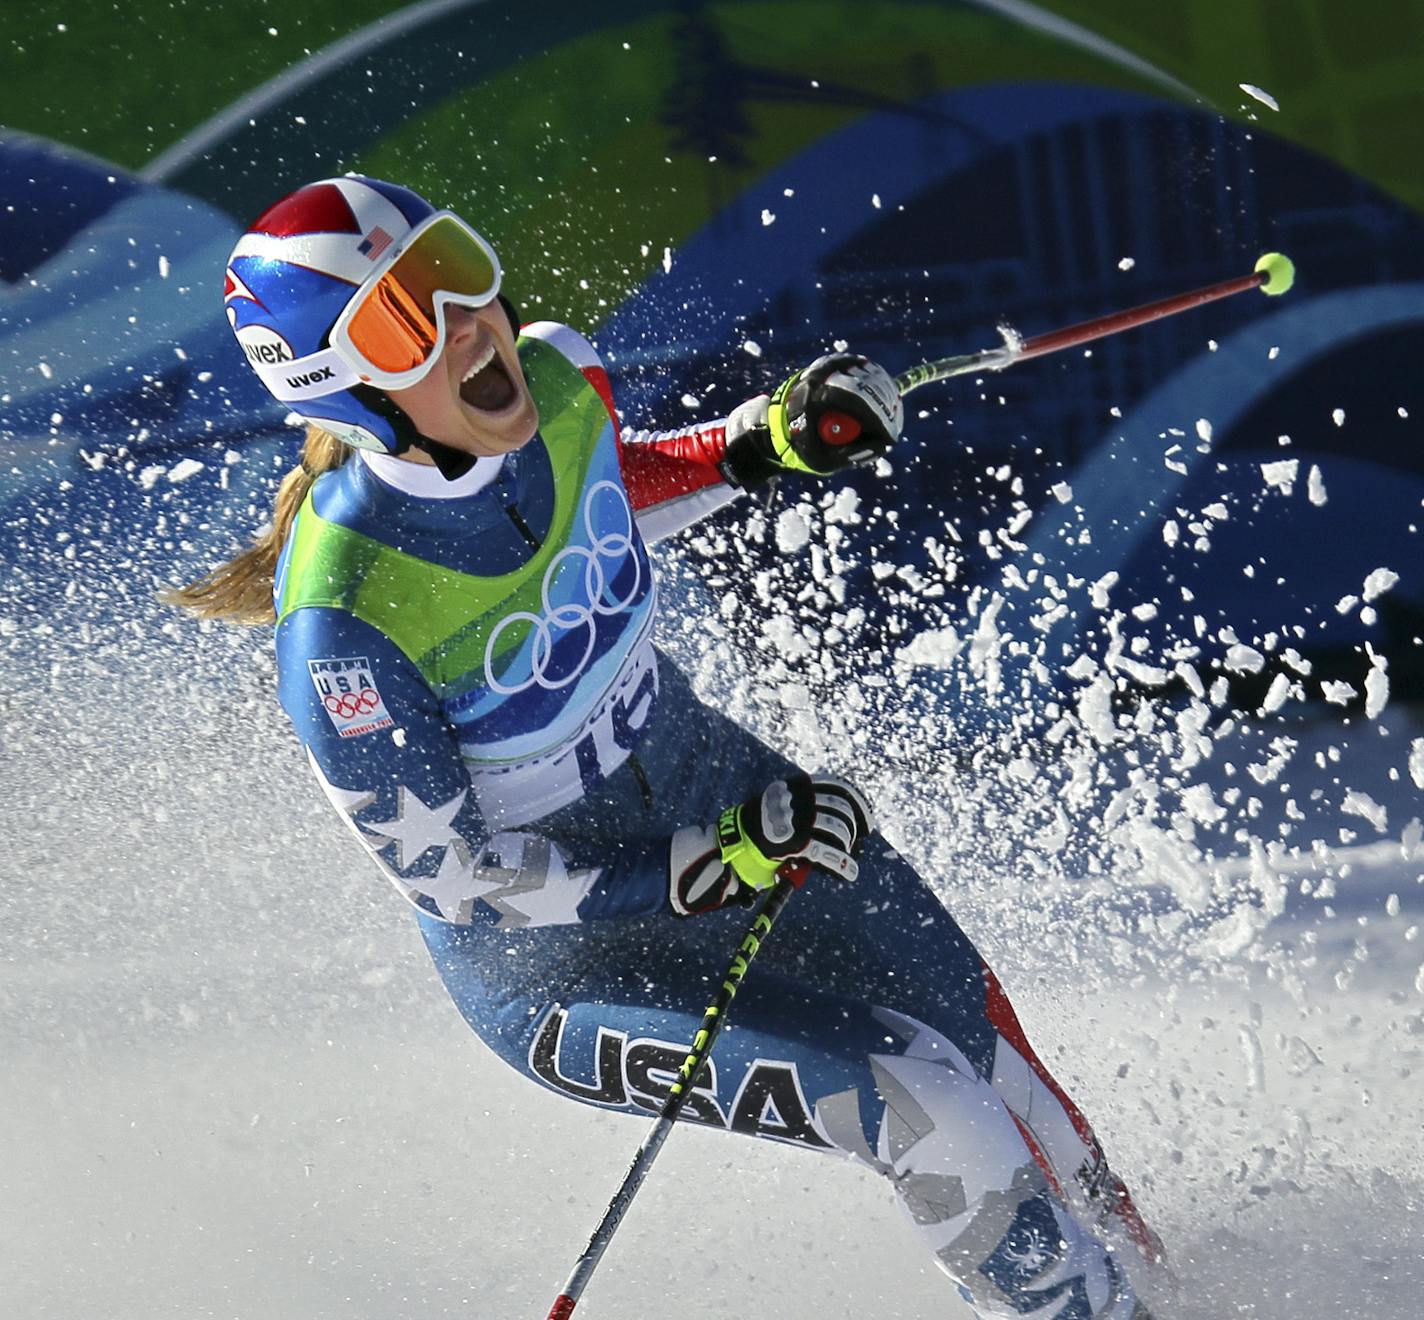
[463,637,659,827]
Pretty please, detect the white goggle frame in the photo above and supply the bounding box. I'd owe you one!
[328,209,504,391]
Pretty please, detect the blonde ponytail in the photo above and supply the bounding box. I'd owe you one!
[161,425,350,625]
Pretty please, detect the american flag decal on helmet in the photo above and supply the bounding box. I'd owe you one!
[358,227,394,260]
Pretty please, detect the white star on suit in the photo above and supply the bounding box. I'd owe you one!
[420,839,507,923]
[471,833,598,928]
[360,784,467,871]
[487,866,598,928]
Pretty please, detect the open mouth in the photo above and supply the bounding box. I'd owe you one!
[458,342,518,413]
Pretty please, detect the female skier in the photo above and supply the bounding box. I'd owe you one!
[172,175,1164,1319]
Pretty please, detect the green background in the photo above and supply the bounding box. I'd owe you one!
[4,0,1422,215]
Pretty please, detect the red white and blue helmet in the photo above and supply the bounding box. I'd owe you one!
[224,175,439,452]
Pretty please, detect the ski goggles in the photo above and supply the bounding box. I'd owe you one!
[329,210,503,389]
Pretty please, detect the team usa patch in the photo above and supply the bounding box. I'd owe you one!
[308,656,395,738]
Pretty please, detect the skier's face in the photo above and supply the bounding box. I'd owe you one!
[385,302,538,459]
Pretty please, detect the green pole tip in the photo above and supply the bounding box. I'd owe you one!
[1255,251,1295,296]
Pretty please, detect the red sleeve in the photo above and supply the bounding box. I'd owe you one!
[614,420,742,543]
[616,421,728,512]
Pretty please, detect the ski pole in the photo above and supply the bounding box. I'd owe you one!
[894,250,1295,395]
[544,865,805,1320]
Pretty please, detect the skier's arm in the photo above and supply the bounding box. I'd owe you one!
[620,353,907,540]
[276,606,671,927]
[617,416,741,544]
[529,322,903,541]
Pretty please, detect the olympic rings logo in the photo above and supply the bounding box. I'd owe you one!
[485,480,644,695]
[325,689,380,719]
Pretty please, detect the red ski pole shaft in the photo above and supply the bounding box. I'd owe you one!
[895,251,1294,395]
[1015,270,1265,361]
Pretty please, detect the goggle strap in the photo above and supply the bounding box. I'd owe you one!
[252,346,364,402]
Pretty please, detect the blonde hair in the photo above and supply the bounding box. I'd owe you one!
[161,425,350,625]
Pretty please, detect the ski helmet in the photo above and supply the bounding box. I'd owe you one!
[224,175,515,462]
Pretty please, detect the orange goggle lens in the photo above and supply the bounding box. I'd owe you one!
[342,217,499,376]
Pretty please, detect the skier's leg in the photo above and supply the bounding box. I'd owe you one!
[419,912,1151,1320]
[978,961,1166,1272]
[845,1004,1148,1320]
[773,843,1167,1290]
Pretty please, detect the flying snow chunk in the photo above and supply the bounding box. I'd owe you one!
[1261,458,1298,493]
[899,626,963,669]
[1365,649,1389,719]
[1409,738,1424,790]
[1259,672,1292,715]
[1362,567,1399,601]
[679,393,700,409]
[166,459,205,484]
[1181,782,1227,825]
[1308,465,1327,506]
[742,339,763,357]
[1051,481,1073,503]
[1175,661,1205,697]
[775,507,811,554]
[1332,408,1346,427]
[871,193,882,209]
[158,255,171,279]
[662,247,673,274]
[1076,673,1116,745]
[1195,418,1213,443]
[1118,257,1135,271]
[1089,571,1119,609]
[138,464,167,490]
[1343,790,1388,832]
[760,209,776,227]
[824,486,862,525]
[1240,82,1280,111]
[1225,644,1266,675]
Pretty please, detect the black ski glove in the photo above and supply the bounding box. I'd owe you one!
[668,773,875,917]
[719,353,904,489]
